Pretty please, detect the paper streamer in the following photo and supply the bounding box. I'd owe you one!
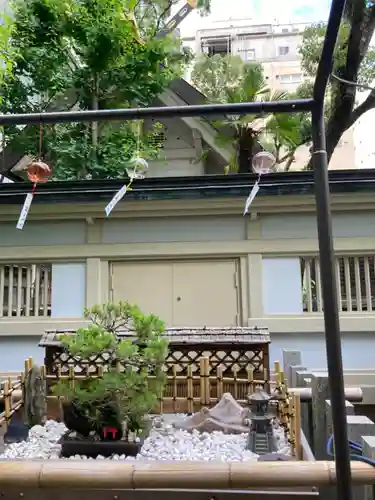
[16,193,34,230]
[105,184,128,217]
[243,181,260,216]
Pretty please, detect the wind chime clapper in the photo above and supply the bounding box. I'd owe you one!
[243,151,277,216]
[16,123,51,230]
[104,121,149,217]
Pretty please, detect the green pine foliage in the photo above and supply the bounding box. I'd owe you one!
[53,301,169,433]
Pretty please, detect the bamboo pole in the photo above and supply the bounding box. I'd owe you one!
[294,393,302,460]
[172,364,177,413]
[217,366,223,399]
[0,461,375,488]
[288,386,363,403]
[199,358,205,406]
[187,365,193,414]
[203,357,210,405]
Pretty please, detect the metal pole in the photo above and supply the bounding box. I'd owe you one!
[0,99,314,126]
[312,103,353,500]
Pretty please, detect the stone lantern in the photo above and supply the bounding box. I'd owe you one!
[247,389,277,454]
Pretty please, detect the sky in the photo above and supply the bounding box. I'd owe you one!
[176,0,332,37]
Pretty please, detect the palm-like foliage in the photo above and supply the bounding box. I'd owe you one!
[194,58,308,173]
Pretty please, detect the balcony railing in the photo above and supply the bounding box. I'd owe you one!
[301,255,375,313]
[0,264,51,317]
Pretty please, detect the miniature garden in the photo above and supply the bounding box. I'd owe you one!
[0,301,295,462]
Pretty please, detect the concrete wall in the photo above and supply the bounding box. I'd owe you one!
[1,195,375,372]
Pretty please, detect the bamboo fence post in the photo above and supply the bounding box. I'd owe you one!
[172,365,177,413]
[247,367,254,394]
[68,366,75,391]
[2,380,10,432]
[204,357,210,405]
[217,366,223,400]
[264,368,269,391]
[293,393,302,460]
[19,370,25,421]
[187,365,193,413]
[289,395,296,456]
[199,358,206,407]
[56,364,63,420]
[233,368,238,401]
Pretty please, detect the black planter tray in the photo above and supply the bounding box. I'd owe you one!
[59,432,143,458]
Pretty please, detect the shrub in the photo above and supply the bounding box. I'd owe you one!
[53,301,169,437]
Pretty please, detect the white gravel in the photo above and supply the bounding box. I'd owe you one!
[0,418,290,462]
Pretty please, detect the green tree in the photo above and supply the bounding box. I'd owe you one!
[299,1,375,168]
[192,54,307,172]
[54,301,169,435]
[0,0,208,180]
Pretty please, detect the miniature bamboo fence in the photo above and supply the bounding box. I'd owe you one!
[46,357,266,415]
[0,356,302,459]
[0,358,35,432]
[273,360,302,460]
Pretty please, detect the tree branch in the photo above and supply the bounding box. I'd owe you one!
[155,0,173,32]
[360,4,375,58]
[348,88,375,128]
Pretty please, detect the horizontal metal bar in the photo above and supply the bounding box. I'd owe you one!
[1,170,373,197]
[1,170,375,205]
[0,99,315,126]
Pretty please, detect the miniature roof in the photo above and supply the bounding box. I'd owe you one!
[248,390,272,402]
[39,326,270,347]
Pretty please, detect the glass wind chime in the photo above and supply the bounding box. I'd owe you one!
[15,120,149,228]
[243,151,276,216]
[104,120,148,217]
[16,123,52,230]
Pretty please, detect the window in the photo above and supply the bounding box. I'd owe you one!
[201,37,231,56]
[277,73,302,84]
[278,46,289,56]
[242,48,255,61]
[282,28,289,33]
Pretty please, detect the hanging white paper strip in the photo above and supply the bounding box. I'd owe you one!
[16,193,34,230]
[105,184,128,217]
[243,181,260,216]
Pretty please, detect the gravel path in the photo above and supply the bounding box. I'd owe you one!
[0,419,290,461]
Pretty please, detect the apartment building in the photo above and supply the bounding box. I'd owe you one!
[183,21,308,92]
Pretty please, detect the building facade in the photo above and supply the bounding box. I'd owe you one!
[183,21,308,92]
[1,170,375,373]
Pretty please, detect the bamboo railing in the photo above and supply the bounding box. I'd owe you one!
[0,356,302,458]
[0,357,35,431]
[273,360,302,460]
[0,460,373,488]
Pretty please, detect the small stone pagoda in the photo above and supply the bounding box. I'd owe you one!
[247,389,277,455]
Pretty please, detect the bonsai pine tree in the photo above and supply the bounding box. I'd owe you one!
[53,301,169,439]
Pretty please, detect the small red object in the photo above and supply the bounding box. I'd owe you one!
[103,427,118,439]
[27,161,51,184]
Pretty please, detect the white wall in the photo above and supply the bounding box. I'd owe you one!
[0,336,44,371]
[270,332,375,370]
[51,263,86,318]
[2,331,374,373]
[262,257,303,314]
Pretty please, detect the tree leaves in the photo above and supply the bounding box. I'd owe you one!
[55,300,169,432]
[0,0,187,179]
[192,53,309,172]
